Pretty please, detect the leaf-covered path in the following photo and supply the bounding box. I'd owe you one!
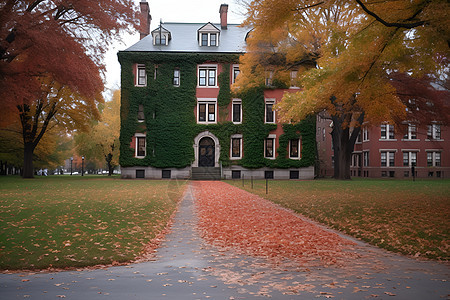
[0,181,448,299]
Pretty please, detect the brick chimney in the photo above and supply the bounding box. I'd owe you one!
[219,4,228,30]
[139,1,152,40]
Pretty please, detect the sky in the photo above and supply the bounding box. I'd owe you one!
[103,0,247,95]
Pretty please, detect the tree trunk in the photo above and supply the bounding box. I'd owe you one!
[330,111,364,180]
[23,143,35,178]
[105,153,113,176]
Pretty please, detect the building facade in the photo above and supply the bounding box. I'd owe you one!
[317,116,450,178]
[118,3,315,179]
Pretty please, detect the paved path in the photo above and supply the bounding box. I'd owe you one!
[0,182,449,299]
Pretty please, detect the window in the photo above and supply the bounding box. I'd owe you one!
[201,33,208,46]
[351,153,361,167]
[137,104,145,122]
[136,170,145,178]
[265,71,273,86]
[403,124,417,140]
[230,135,242,159]
[403,151,417,167]
[427,151,441,167]
[154,34,166,45]
[135,135,146,158]
[356,131,362,143]
[232,65,240,84]
[265,99,275,123]
[265,170,274,179]
[232,170,241,179]
[173,69,180,86]
[162,170,171,179]
[198,65,217,87]
[265,136,276,159]
[210,33,217,46]
[290,71,298,87]
[290,170,299,179]
[136,64,146,87]
[197,99,217,124]
[363,128,369,141]
[363,151,369,167]
[380,124,395,139]
[232,99,242,124]
[289,139,300,159]
[427,124,441,140]
[381,151,395,167]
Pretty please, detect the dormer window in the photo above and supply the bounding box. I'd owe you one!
[198,22,220,47]
[151,25,171,46]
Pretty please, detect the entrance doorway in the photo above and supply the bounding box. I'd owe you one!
[198,137,215,167]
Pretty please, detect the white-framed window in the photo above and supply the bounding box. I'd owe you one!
[351,153,361,167]
[363,128,369,141]
[356,131,362,143]
[232,64,240,84]
[136,64,147,87]
[403,124,417,140]
[427,124,441,140]
[137,104,145,122]
[380,124,395,140]
[427,151,441,167]
[198,65,217,87]
[380,150,396,167]
[232,99,242,124]
[135,133,146,158]
[230,134,242,159]
[154,33,167,45]
[265,70,273,86]
[289,138,300,159]
[199,32,219,46]
[402,151,418,167]
[363,151,369,167]
[153,65,158,80]
[265,135,276,159]
[265,98,275,124]
[290,70,298,88]
[197,99,217,124]
[173,69,180,86]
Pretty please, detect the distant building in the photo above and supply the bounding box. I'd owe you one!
[317,116,450,178]
[117,2,315,179]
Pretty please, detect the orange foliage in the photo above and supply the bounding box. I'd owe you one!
[194,181,357,266]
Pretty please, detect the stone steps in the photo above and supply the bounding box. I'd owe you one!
[191,167,221,180]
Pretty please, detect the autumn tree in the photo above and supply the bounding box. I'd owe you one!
[0,0,138,178]
[235,0,449,179]
[75,90,121,176]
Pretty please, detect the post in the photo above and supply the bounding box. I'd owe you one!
[251,176,253,189]
[82,156,85,176]
[411,163,415,182]
[70,157,73,175]
[242,174,244,187]
[266,178,268,194]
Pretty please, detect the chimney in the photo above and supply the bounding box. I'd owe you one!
[219,4,228,30]
[139,1,152,40]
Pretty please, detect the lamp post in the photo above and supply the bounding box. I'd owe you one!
[70,157,73,175]
[82,156,85,176]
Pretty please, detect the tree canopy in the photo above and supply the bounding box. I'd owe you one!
[235,0,449,179]
[0,0,138,125]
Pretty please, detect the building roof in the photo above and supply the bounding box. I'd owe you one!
[124,22,250,54]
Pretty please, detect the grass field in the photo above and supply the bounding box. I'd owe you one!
[0,176,186,270]
[227,178,450,260]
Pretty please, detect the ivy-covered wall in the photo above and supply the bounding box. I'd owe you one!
[118,52,315,169]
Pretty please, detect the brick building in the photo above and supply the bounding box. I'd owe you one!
[118,2,315,179]
[316,116,450,178]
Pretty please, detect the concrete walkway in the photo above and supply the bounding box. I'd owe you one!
[0,183,449,299]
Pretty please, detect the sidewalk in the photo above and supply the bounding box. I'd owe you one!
[0,182,448,299]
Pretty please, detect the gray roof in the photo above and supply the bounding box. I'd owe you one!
[124,22,250,53]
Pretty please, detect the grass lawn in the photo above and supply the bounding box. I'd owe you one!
[227,178,450,260]
[0,176,186,270]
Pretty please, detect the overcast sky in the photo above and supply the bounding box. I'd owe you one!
[103,0,247,94]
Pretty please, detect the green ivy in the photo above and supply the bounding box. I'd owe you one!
[118,52,315,169]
